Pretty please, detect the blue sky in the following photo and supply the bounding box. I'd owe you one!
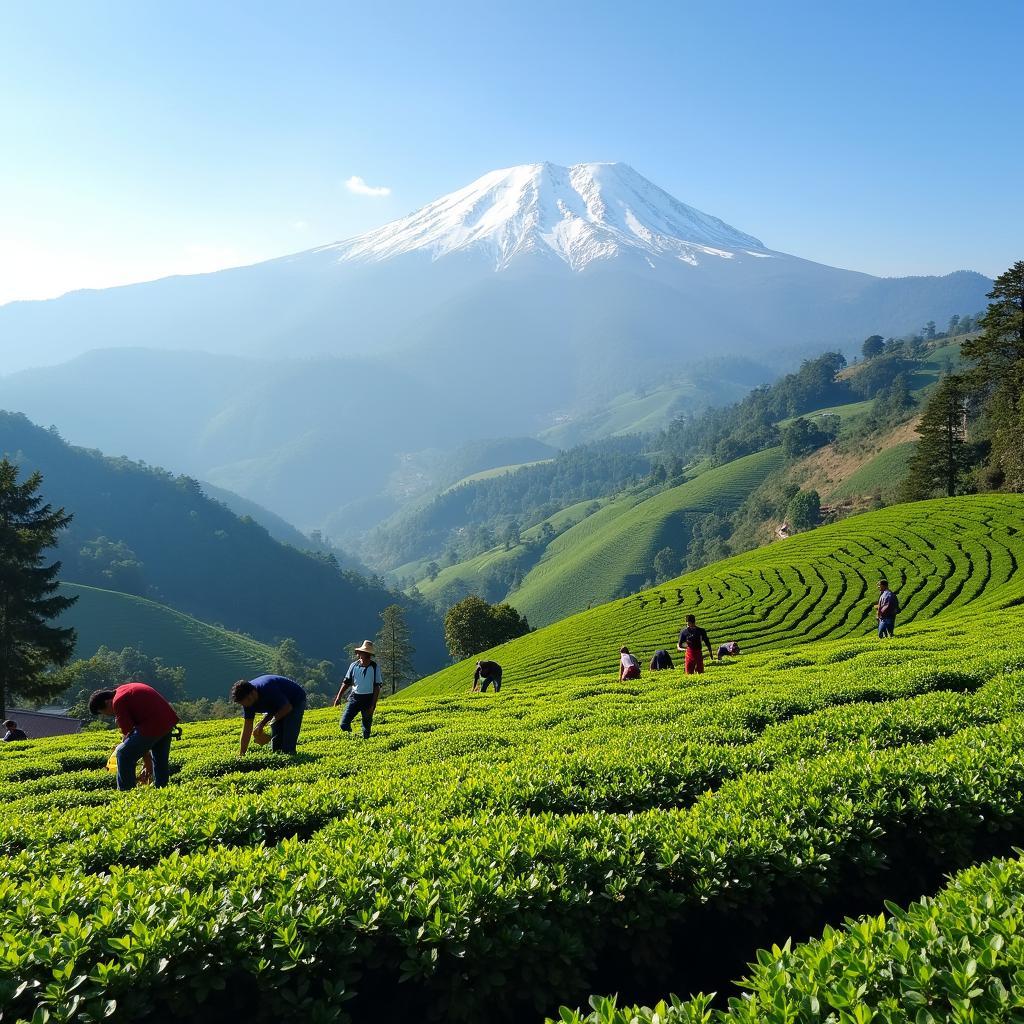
[2,0,1021,303]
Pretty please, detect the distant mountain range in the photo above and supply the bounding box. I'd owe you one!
[0,162,992,536]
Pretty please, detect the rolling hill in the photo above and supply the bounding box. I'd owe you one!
[507,448,786,625]
[0,410,446,671]
[406,493,1024,697]
[59,584,275,699]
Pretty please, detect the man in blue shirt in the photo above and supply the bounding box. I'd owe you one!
[231,674,307,755]
[333,640,382,739]
[876,579,899,638]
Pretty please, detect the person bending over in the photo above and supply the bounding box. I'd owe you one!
[89,682,179,790]
[232,674,307,755]
[472,660,503,692]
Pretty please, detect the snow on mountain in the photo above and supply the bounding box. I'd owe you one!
[315,162,769,271]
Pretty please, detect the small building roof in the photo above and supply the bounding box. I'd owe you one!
[4,708,85,739]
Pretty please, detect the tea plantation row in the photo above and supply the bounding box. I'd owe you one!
[2,592,1024,1022]
[553,852,1024,1024]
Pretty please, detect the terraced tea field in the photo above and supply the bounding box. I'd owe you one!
[59,582,275,698]
[412,493,1024,696]
[2,493,1023,1024]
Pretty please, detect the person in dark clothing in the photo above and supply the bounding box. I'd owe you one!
[89,682,179,789]
[649,650,674,671]
[232,674,307,755]
[716,641,740,661]
[877,579,898,638]
[334,640,382,739]
[677,614,714,675]
[472,660,503,692]
[2,719,27,742]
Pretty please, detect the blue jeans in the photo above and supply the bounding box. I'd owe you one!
[340,692,376,738]
[116,729,173,790]
[479,673,502,692]
[878,617,896,638]
[271,702,305,754]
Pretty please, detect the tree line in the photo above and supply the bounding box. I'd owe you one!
[903,262,1024,499]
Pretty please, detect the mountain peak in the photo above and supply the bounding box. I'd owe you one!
[319,161,768,271]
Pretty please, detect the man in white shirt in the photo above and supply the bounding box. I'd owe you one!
[334,640,383,739]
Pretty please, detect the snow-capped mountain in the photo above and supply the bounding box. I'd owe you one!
[315,162,768,271]
[0,161,992,530]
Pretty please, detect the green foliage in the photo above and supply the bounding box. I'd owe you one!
[861,334,885,359]
[662,352,848,465]
[960,259,1024,490]
[902,374,971,499]
[785,488,820,530]
[652,546,680,584]
[829,442,916,502]
[0,459,77,715]
[552,854,1024,1024]
[443,596,530,660]
[780,416,834,459]
[49,645,187,718]
[376,604,416,695]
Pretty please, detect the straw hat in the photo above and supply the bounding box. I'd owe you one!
[354,640,375,655]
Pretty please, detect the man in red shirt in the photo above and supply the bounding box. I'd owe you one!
[677,614,715,675]
[89,682,179,790]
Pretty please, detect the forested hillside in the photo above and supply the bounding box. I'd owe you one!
[0,411,446,670]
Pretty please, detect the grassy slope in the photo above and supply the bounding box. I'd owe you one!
[439,459,554,493]
[508,448,786,626]
[411,497,608,601]
[405,493,1024,698]
[60,583,275,699]
[829,441,916,500]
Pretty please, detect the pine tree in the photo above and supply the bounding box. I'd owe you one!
[902,376,971,500]
[376,604,416,695]
[960,261,1024,490]
[0,460,77,716]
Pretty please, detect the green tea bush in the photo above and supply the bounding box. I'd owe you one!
[552,853,1024,1023]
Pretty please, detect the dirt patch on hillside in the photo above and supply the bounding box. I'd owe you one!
[789,418,920,500]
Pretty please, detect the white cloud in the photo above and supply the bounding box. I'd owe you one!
[345,175,391,198]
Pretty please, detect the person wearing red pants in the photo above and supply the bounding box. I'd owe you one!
[677,614,714,675]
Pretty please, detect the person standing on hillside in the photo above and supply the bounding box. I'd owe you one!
[2,719,27,741]
[876,579,899,638]
[89,682,179,789]
[472,659,503,692]
[232,674,307,755]
[334,641,383,739]
[677,614,715,675]
[619,646,641,680]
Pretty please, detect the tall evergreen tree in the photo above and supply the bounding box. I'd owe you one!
[376,604,416,695]
[0,459,77,716]
[902,375,971,500]
[961,260,1024,490]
